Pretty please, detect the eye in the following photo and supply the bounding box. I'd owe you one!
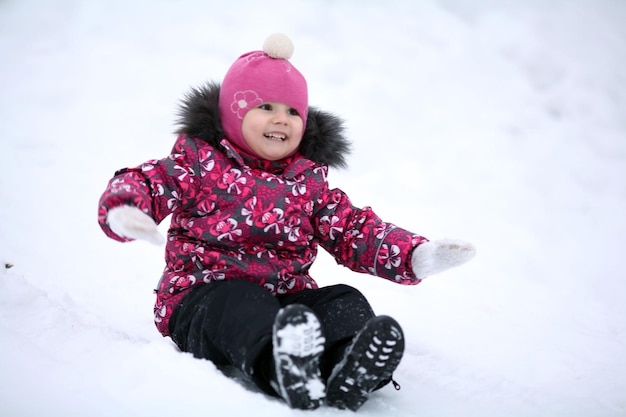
[258,103,273,111]
[288,108,299,116]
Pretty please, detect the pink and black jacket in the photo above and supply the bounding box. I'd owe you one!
[98,82,426,336]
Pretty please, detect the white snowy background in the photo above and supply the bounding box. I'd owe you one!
[1,0,625,416]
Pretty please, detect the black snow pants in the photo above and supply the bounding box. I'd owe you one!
[169,279,376,396]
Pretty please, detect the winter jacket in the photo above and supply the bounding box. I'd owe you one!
[98,82,426,336]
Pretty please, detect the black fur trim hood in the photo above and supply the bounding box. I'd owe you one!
[175,82,351,168]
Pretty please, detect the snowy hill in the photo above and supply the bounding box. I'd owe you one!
[1,0,625,416]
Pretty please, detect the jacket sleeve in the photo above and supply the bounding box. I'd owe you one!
[97,134,201,242]
[313,187,428,285]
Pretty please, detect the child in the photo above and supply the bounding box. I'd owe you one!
[98,33,475,411]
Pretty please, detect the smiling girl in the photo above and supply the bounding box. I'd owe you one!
[97,33,475,411]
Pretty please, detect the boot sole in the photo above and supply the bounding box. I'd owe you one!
[273,304,326,409]
[326,315,404,411]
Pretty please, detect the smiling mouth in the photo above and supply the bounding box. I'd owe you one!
[264,133,286,142]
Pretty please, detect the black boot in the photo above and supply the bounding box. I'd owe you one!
[325,315,405,411]
[272,304,326,410]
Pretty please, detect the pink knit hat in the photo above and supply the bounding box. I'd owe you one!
[218,33,309,157]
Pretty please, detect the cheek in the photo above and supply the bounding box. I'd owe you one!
[241,116,261,139]
[294,118,305,139]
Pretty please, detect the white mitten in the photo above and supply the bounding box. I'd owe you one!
[412,239,476,278]
[107,205,165,245]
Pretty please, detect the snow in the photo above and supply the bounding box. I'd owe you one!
[1,0,625,415]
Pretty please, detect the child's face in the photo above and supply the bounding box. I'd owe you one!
[241,102,304,161]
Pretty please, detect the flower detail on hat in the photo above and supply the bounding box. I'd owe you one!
[230,90,263,119]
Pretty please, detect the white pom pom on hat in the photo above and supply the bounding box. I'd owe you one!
[262,33,295,59]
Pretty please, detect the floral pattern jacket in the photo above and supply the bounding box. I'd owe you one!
[98,83,426,336]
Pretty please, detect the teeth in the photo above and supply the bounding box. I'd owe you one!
[264,133,286,141]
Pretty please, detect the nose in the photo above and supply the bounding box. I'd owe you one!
[271,109,289,125]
